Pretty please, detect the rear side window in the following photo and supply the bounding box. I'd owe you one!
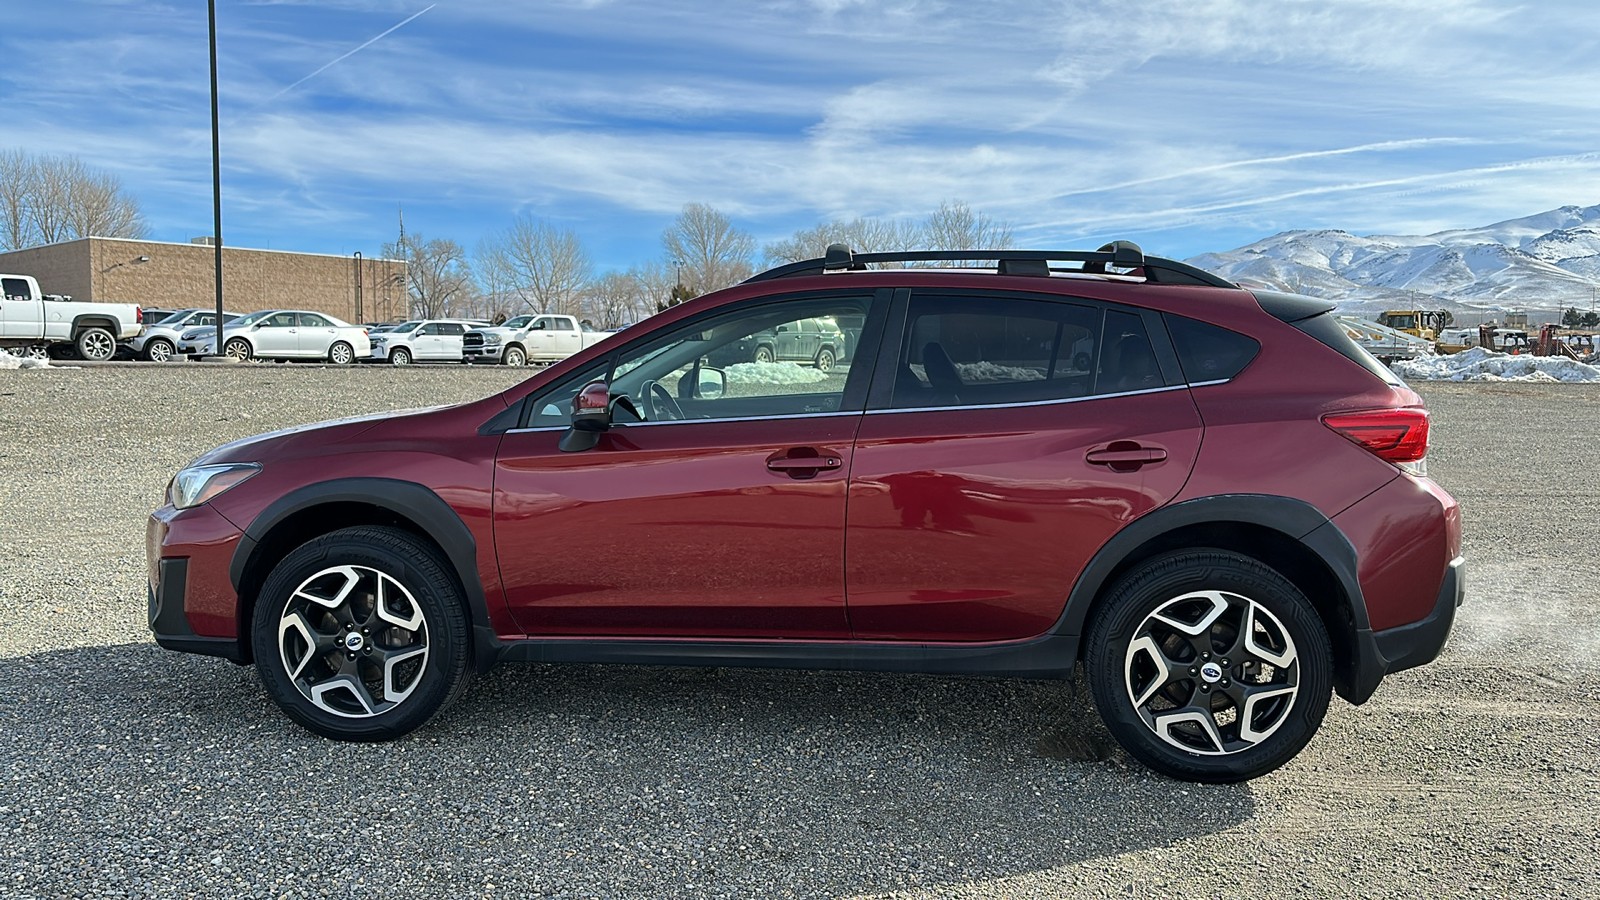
[1165,314,1260,383]
[1293,313,1403,386]
[890,294,1100,409]
[1096,310,1162,395]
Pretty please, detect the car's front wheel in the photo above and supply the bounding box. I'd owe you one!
[503,345,526,367]
[145,338,176,362]
[250,526,473,741]
[1084,550,1332,782]
[224,338,253,361]
[388,347,411,365]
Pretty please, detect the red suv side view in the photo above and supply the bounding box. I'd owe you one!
[147,242,1462,782]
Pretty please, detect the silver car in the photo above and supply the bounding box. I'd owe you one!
[130,309,241,361]
[183,309,372,364]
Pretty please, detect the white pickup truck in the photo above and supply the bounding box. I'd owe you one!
[1,273,143,361]
[461,314,614,366]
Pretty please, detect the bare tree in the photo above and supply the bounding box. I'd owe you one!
[482,216,592,317]
[581,265,674,328]
[0,150,148,250]
[764,216,920,266]
[473,236,519,320]
[662,203,755,295]
[920,200,1014,252]
[384,233,475,318]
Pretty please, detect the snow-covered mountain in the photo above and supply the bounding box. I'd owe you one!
[1186,205,1600,319]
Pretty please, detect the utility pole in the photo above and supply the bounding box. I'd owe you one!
[207,0,224,356]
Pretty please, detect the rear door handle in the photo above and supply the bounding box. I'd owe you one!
[1086,443,1167,471]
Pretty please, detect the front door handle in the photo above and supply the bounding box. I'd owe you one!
[766,449,843,478]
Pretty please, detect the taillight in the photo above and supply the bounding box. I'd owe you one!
[1322,407,1430,465]
[135,306,143,325]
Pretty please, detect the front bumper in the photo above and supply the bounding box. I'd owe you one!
[147,505,247,662]
[462,344,504,362]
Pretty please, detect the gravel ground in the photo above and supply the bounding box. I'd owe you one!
[1,366,1597,899]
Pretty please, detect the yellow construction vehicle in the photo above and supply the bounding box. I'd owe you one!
[1375,309,1451,342]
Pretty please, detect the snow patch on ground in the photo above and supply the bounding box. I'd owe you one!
[1393,347,1600,383]
[724,361,829,384]
[0,350,53,369]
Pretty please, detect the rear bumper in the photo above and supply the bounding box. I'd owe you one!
[1344,555,1464,703]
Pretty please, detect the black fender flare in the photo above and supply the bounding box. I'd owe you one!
[1050,493,1370,637]
[229,477,498,665]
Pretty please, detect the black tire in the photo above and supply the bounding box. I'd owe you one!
[815,347,836,371]
[388,346,411,366]
[145,337,176,362]
[503,345,527,367]
[75,327,116,361]
[250,526,473,741]
[1084,549,1332,782]
[224,337,253,361]
[328,341,355,365]
[753,345,775,364]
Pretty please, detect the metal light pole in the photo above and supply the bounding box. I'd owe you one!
[208,0,224,354]
[353,250,363,322]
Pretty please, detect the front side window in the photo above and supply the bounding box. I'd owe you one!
[524,294,877,428]
[2,277,32,300]
[265,312,297,328]
[889,294,1100,409]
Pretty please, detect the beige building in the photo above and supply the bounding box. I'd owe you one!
[0,237,408,324]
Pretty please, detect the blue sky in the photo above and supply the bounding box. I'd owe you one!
[6,0,1600,271]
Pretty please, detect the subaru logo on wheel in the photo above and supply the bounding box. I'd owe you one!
[1200,662,1223,683]
[344,633,364,652]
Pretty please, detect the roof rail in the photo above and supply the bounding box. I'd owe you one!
[744,240,1235,288]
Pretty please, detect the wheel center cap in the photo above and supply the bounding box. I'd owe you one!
[344,633,365,652]
[1200,662,1223,683]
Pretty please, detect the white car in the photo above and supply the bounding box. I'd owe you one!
[129,308,242,362]
[368,318,489,365]
[182,309,371,364]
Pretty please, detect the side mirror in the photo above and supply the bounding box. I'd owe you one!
[560,381,640,452]
[251,323,262,330]
[695,366,726,400]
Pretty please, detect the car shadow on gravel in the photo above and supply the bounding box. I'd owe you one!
[2,643,1255,898]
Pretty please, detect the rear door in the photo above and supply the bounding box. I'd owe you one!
[845,290,1203,641]
[297,313,338,357]
[437,322,467,360]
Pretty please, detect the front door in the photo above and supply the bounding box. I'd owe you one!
[253,311,300,356]
[493,291,884,638]
[846,293,1203,642]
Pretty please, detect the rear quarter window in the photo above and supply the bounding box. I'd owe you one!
[1292,313,1404,387]
[1164,314,1260,383]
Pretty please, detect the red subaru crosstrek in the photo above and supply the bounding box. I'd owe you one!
[147,243,1462,782]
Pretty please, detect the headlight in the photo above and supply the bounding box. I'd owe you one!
[167,463,260,509]
[484,333,502,344]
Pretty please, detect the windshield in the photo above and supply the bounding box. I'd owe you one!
[393,320,422,332]
[232,310,275,326]
[504,315,534,329]
[155,310,195,326]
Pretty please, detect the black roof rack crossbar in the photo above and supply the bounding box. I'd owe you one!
[746,241,1234,288]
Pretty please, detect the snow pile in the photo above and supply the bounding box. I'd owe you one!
[0,349,51,370]
[724,361,828,384]
[956,361,1046,383]
[1393,347,1600,383]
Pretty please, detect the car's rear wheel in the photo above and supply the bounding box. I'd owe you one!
[503,345,526,367]
[328,341,355,365]
[388,347,411,366]
[76,327,116,361]
[251,526,472,741]
[1085,550,1332,782]
[224,338,253,361]
[145,338,175,362]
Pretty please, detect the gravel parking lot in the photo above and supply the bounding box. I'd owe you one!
[1,366,1596,898]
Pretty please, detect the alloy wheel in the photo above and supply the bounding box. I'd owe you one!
[1123,589,1299,755]
[80,330,115,361]
[276,564,430,718]
[147,339,174,362]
